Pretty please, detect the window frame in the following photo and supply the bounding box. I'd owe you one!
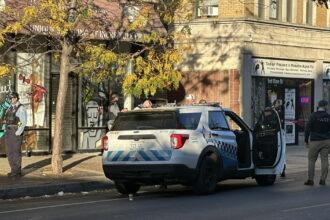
[208,111,230,131]
[196,0,219,18]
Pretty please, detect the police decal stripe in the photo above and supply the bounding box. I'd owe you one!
[106,150,172,162]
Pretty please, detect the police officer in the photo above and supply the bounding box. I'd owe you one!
[304,100,330,186]
[4,92,27,179]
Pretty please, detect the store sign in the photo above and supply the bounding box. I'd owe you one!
[323,63,330,79]
[30,25,143,41]
[252,58,314,79]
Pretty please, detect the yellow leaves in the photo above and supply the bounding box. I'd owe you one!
[22,6,39,25]
[0,33,5,46]
[100,51,118,65]
[123,73,138,88]
[0,64,14,77]
[3,22,22,35]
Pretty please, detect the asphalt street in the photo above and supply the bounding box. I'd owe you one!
[0,169,330,220]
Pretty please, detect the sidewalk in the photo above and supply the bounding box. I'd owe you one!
[0,152,114,200]
[0,145,308,200]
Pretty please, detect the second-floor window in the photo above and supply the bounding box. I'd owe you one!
[305,0,313,25]
[196,0,219,18]
[269,0,279,19]
[286,0,293,22]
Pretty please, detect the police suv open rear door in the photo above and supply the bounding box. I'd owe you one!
[253,108,286,176]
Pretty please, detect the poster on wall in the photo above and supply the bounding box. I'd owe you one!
[285,121,295,144]
[16,53,47,127]
[323,63,330,79]
[284,88,296,120]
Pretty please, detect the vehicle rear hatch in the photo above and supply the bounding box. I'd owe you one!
[106,110,178,162]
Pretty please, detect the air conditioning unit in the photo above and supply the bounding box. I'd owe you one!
[197,6,218,17]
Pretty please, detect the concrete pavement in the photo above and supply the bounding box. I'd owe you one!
[0,152,114,200]
[0,144,309,200]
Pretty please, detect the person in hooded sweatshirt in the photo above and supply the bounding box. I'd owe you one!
[304,100,330,186]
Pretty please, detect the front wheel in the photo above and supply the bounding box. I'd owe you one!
[193,154,220,195]
[255,174,276,186]
[114,181,141,194]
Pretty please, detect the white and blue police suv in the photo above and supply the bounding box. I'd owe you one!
[102,103,286,195]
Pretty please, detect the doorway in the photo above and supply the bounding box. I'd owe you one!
[50,73,78,152]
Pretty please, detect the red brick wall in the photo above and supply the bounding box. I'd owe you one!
[229,69,240,115]
[167,69,241,115]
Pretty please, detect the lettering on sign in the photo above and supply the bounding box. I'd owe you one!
[252,58,314,79]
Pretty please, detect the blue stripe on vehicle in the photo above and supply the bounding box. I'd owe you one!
[106,151,113,161]
[150,150,165,161]
[112,151,124,161]
[122,151,137,161]
[163,150,172,158]
[138,150,152,161]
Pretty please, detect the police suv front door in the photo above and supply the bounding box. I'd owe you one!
[253,108,285,175]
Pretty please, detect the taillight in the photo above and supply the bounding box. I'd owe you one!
[102,136,109,151]
[170,134,189,149]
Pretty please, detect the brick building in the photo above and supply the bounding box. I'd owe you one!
[170,0,330,144]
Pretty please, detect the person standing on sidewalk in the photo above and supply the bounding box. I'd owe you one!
[4,92,27,179]
[304,100,330,186]
[108,93,121,120]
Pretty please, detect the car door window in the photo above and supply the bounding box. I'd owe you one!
[209,111,229,130]
[255,109,280,132]
[226,115,242,131]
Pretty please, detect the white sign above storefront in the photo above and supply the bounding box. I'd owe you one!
[323,63,330,79]
[252,58,314,79]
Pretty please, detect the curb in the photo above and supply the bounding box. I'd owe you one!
[0,181,114,200]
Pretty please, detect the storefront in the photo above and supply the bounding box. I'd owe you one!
[0,47,132,155]
[251,58,314,145]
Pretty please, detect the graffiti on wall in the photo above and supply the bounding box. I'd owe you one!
[16,54,47,127]
[0,79,12,95]
[81,79,108,149]
[0,96,11,138]
[82,100,103,148]
[16,54,48,152]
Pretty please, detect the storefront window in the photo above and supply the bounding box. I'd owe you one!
[16,53,50,152]
[252,77,313,145]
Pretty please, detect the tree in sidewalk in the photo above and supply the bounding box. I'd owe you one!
[0,0,192,174]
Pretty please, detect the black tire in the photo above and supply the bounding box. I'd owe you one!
[114,181,141,194]
[255,174,276,186]
[193,154,219,195]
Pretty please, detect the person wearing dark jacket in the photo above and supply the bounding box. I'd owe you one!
[304,100,330,186]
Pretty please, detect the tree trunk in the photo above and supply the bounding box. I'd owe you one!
[51,41,72,174]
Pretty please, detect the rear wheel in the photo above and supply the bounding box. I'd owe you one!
[193,154,219,195]
[255,174,276,186]
[114,181,141,194]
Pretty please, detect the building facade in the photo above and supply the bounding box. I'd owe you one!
[172,0,330,144]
